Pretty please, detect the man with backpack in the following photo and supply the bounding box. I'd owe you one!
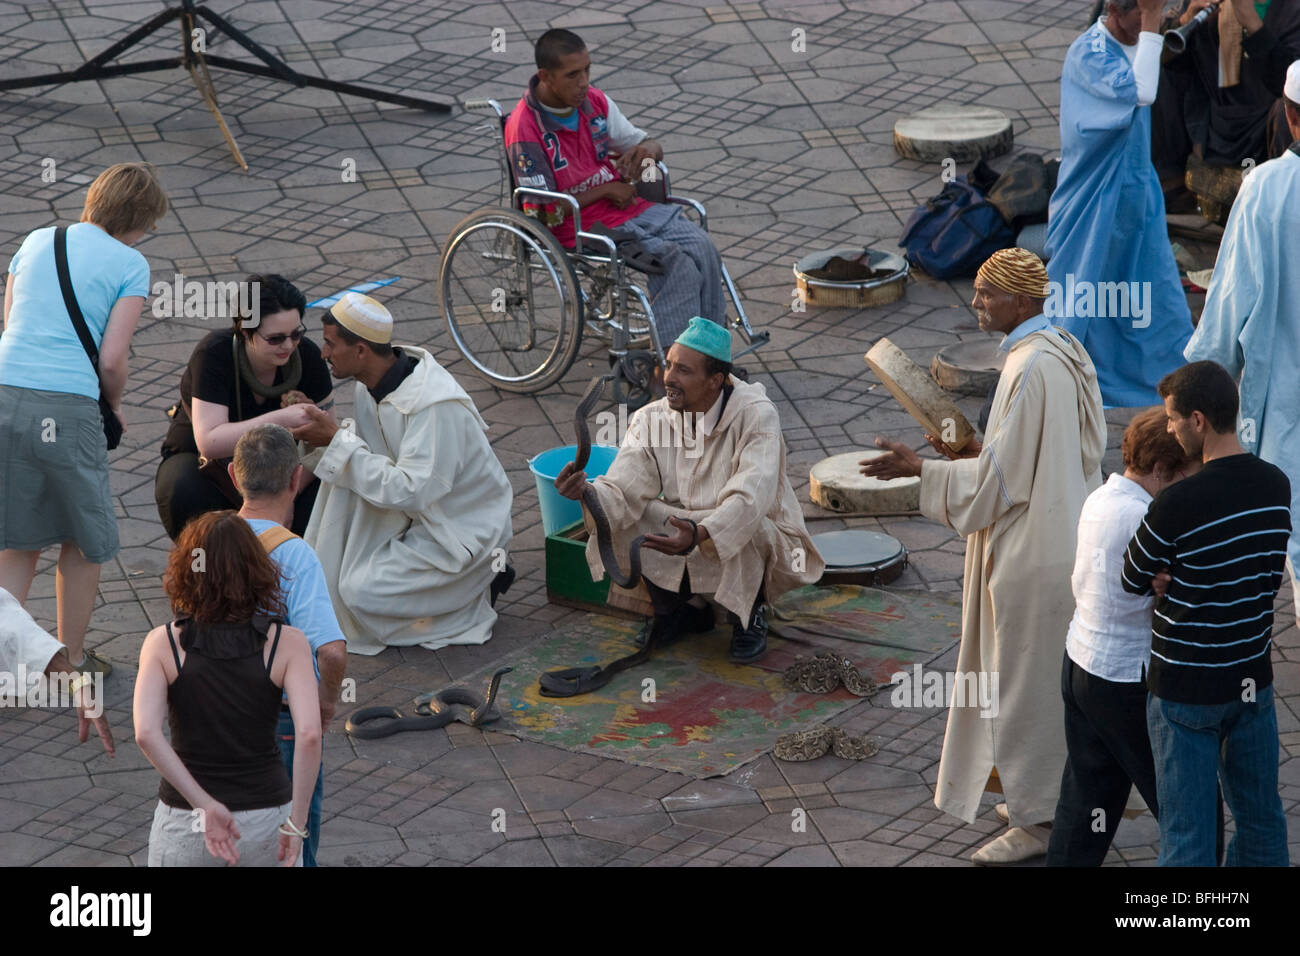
[231,424,347,866]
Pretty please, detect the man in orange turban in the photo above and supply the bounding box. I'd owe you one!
[863,248,1107,863]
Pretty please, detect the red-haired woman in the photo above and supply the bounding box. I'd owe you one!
[134,510,320,866]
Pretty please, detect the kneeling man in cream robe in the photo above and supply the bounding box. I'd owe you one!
[864,248,1105,864]
[293,294,513,655]
[555,317,823,663]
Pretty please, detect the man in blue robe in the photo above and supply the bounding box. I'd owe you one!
[1184,62,1300,611]
[1047,0,1194,408]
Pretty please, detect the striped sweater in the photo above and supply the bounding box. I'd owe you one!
[1121,454,1291,704]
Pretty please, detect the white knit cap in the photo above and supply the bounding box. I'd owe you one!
[329,292,392,344]
[1286,60,1300,102]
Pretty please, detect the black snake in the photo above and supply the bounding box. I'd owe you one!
[345,667,512,738]
[538,375,660,697]
[573,374,646,589]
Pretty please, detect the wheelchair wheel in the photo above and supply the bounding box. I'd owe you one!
[440,207,583,393]
[581,279,652,345]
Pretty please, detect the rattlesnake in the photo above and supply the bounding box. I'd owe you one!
[774,726,880,762]
[774,652,880,761]
[782,651,878,696]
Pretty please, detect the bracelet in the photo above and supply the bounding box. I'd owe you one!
[680,518,699,556]
[278,818,309,839]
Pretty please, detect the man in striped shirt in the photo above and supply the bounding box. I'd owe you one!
[1122,360,1290,866]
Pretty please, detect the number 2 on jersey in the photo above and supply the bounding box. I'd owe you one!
[542,132,568,170]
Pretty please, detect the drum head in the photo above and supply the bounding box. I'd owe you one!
[813,530,905,569]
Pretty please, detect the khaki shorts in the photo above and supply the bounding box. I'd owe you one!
[0,384,118,563]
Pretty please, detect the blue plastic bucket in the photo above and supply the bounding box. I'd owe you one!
[528,444,619,536]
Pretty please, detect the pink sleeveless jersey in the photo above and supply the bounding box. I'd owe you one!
[504,80,651,248]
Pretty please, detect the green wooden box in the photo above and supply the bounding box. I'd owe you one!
[545,520,610,610]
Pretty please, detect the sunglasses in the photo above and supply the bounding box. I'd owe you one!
[257,326,306,347]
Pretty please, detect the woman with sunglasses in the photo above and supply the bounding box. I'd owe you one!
[154,274,333,538]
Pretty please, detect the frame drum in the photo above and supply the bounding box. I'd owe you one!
[813,530,907,587]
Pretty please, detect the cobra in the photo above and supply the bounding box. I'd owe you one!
[573,374,647,589]
[536,375,664,698]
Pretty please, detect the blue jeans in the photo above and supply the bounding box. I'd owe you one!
[1147,685,1288,867]
[276,709,324,867]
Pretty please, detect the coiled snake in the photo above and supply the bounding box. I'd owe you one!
[345,666,512,738]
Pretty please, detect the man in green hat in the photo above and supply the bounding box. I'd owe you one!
[555,317,822,661]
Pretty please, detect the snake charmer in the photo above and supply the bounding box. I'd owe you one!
[553,317,823,663]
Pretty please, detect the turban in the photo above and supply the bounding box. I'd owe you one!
[674,316,732,363]
[1286,59,1300,103]
[329,292,392,344]
[975,247,1050,299]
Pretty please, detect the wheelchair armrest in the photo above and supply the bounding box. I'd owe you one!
[513,186,583,253]
[665,196,708,231]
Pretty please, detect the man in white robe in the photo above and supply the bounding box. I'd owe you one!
[293,294,513,655]
[864,248,1106,864]
[554,317,823,665]
[1184,61,1300,614]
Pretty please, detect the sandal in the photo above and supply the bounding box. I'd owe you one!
[77,647,113,677]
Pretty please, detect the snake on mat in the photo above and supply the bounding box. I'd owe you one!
[782,651,878,696]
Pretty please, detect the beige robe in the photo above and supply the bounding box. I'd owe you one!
[584,378,824,620]
[920,328,1105,826]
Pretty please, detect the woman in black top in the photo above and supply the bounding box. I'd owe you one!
[154,274,333,538]
[134,510,320,867]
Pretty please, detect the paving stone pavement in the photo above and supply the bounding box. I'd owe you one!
[1,0,1298,868]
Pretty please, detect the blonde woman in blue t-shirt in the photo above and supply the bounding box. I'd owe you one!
[0,163,169,676]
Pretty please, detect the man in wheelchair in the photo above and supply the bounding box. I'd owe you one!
[504,28,726,346]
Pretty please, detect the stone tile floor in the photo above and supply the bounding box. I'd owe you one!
[2,0,1297,867]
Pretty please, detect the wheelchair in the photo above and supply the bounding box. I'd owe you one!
[438,98,769,409]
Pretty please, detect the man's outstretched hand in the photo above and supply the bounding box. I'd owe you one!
[291,404,340,448]
[860,437,924,480]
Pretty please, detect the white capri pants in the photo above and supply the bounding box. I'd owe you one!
[147,801,298,867]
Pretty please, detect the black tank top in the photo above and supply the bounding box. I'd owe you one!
[157,614,293,812]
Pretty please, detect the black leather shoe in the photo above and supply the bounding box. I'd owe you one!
[729,604,768,663]
[634,602,713,648]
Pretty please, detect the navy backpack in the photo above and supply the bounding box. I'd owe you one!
[899,173,1016,280]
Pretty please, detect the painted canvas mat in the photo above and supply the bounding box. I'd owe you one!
[467,586,961,777]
